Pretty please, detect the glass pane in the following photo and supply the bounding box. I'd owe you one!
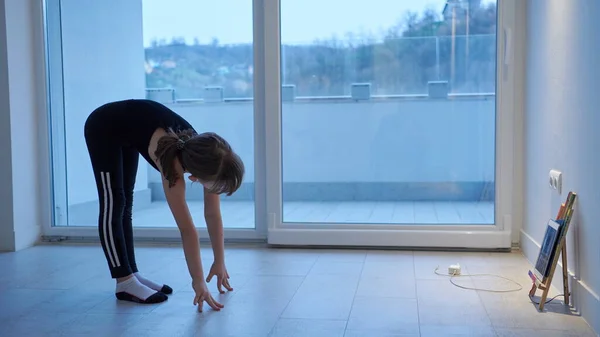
[48,0,255,229]
[280,0,497,225]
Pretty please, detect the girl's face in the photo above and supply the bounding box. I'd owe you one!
[188,175,216,191]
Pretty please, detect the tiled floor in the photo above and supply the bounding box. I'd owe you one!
[70,201,495,227]
[0,244,596,336]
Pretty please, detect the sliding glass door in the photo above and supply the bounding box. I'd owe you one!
[42,0,517,248]
[265,0,516,248]
[43,0,264,240]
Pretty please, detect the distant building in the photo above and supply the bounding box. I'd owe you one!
[442,0,480,22]
[442,0,481,90]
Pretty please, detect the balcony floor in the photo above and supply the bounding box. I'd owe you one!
[70,201,495,227]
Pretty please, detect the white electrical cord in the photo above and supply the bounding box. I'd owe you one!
[434,265,524,293]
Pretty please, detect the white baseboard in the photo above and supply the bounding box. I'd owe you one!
[520,229,599,335]
[15,223,41,251]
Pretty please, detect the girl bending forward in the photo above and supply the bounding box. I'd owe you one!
[84,99,244,311]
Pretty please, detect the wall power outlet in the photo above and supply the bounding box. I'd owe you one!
[549,169,563,194]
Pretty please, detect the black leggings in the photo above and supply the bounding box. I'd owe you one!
[84,123,140,279]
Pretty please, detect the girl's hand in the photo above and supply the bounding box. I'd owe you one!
[206,261,233,293]
[192,279,224,312]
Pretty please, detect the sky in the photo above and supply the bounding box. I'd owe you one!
[141,0,496,47]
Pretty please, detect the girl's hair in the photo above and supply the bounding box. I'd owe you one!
[154,128,245,196]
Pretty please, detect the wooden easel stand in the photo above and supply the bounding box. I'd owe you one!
[528,193,576,311]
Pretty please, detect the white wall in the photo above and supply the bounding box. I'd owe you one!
[138,99,497,202]
[145,99,496,183]
[522,0,600,334]
[60,0,148,205]
[0,0,44,251]
[152,99,496,183]
[0,0,15,251]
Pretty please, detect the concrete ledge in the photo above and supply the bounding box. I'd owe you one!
[170,92,496,105]
[148,181,495,202]
[521,229,599,335]
[68,188,153,225]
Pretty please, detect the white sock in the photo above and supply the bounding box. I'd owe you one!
[116,276,158,301]
[134,272,162,292]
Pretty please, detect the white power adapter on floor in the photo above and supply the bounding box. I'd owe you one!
[448,263,461,276]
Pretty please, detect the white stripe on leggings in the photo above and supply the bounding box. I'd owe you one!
[101,172,121,268]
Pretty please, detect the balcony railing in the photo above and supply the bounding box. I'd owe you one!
[64,96,496,226]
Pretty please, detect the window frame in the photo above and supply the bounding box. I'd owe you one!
[263,0,522,248]
[38,0,524,249]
